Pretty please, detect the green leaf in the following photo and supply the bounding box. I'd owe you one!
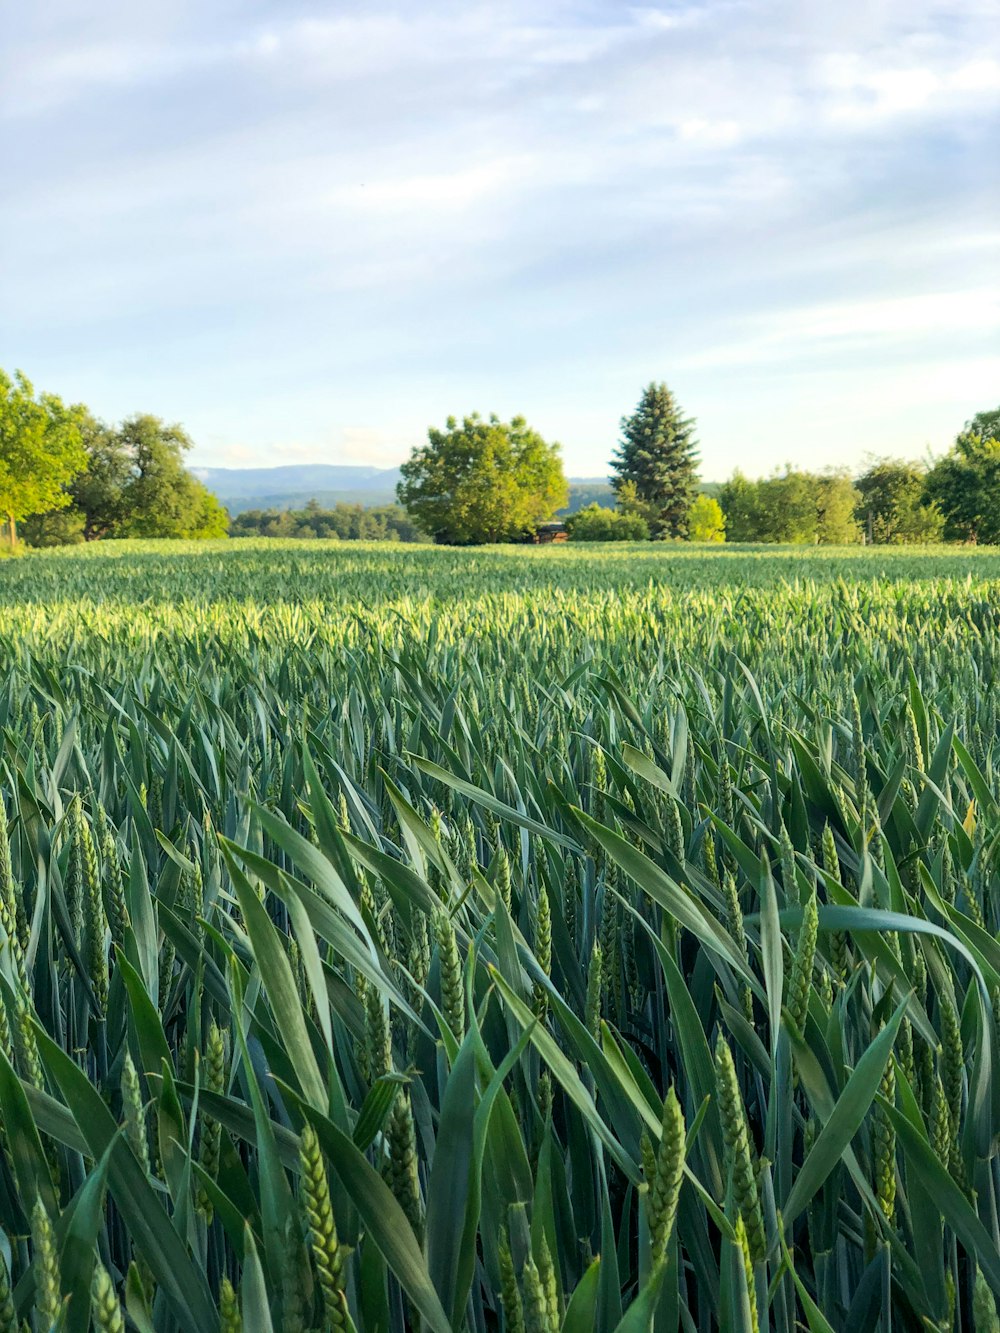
[887,1103,1000,1299]
[225,846,327,1110]
[300,1106,452,1333]
[562,1258,601,1332]
[425,1030,478,1325]
[783,1001,905,1228]
[575,809,754,982]
[33,1026,217,1333]
[240,1224,275,1333]
[409,755,582,851]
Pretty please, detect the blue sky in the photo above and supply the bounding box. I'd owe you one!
[2,1,998,479]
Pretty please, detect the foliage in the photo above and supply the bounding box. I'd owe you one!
[19,507,86,547]
[719,468,814,542]
[611,382,699,538]
[962,406,1000,440]
[757,469,820,541]
[69,416,134,540]
[22,413,229,545]
[615,477,657,526]
[3,539,1000,1328]
[564,502,649,541]
[0,368,87,544]
[719,469,861,544]
[816,470,861,544]
[113,415,229,539]
[397,413,568,543]
[926,410,1000,542]
[687,493,726,542]
[855,458,944,544]
[231,499,427,541]
[715,470,759,542]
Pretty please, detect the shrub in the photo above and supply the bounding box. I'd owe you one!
[688,494,725,542]
[565,503,649,541]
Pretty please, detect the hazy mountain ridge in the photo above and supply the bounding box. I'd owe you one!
[196,464,616,515]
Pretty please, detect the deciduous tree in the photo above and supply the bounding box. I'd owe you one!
[816,471,861,544]
[0,369,87,545]
[397,413,567,544]
[114,415,228,538]
[926,411,1000,543]
[688,494,726,542]
[855,458,943,544]
[565,504,649,541]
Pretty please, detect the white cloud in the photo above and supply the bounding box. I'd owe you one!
[679,290,1000,372]
[821,53,1000,125]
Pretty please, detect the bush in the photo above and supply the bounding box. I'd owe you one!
[688,494,725,542]
[565,504,649,541]
[20,509,86,548]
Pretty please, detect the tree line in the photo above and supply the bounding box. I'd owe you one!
[4,362,999,548]
[394,386,1000,546]
[230,500,426,542]
[719,407,1000,545]
[1,369,226,547]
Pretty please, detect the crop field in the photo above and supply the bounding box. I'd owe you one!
[4,537,1000,1332]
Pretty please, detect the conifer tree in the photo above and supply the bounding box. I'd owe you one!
[611,383,698,538]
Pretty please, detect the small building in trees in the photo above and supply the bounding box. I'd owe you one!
[530,522,568,544]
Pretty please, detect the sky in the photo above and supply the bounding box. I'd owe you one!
[2,1,998,481]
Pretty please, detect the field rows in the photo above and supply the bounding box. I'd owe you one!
[1,540,1000,1331]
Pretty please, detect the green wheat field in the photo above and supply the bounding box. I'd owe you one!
[3,537,1000,1332]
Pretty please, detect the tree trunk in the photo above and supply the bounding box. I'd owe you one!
[5,514,14,548]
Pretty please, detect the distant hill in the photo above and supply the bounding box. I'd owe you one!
[195,464,717,516]
[193,465,403,514]
[197,464,620,515]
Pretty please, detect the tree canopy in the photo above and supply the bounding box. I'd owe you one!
[688,494,726,542]
[565,504,649,541]
[611,383,698,539]
[37,414,229,543]
[112,415,228,538]
[922,408,1000,543]
[397,413,567,544]
[0,369,87,544]
[854,458,944,544]
[718,468,859,544]
[231,500,426,542]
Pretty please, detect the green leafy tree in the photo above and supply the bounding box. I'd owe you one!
[758,469,817,542]
[397,413,568,544]
[816,471,861,544]
[70,417,134,540]
[0,369,87,545]
[565,504,649,541]
[20,508,86,548]
[611,383,698,538]
[114,416,228,539]
[892,489,945,544]
[27,412,229,543]
[688,494,726,542]
[926,408,1000,543]
[855,458,944,544]
[718,471,762,542]
[720,468,850,543]
[962,406,1000,440]
[614,479,656,527]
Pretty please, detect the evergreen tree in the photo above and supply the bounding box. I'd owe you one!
[611,383,698,538]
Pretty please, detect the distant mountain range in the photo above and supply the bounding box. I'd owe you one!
[193,464,616,515]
